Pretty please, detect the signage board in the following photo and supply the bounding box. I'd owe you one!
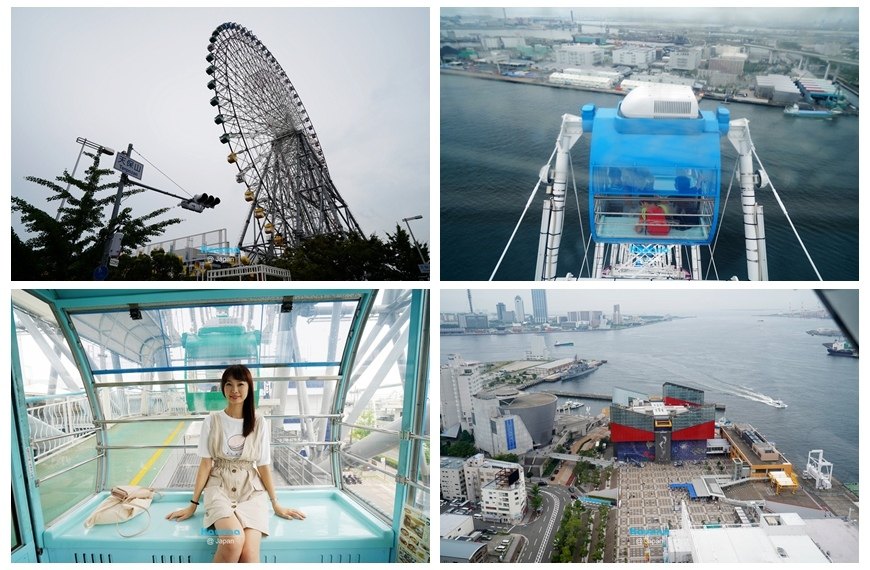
[114,152,144,180]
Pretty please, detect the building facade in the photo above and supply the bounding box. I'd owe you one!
[554,44,604,67]
[667,47,703,70]
[464,454,527,523]
[471,388,556,455]
[440,355,487,433]
[514,295,525,323]
[440,456,468,500]
[610,383,715,463]
[531,290,548,324]
[613,47,657,67]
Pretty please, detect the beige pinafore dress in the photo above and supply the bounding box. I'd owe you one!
[202,412,270,535]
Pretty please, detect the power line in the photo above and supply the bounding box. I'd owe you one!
[131,148,192,198]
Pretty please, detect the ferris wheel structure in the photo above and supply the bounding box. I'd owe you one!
[206,22,362,260]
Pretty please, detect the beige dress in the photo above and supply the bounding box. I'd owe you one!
[202,412,270,535]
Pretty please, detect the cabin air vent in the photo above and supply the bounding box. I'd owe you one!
[654,100,692,116]
[620,84,699,119]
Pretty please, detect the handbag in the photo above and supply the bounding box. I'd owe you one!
[84,485,157,538]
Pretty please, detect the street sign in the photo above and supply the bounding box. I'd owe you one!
[418,263,430,274]
[114,152,144,180]
[93,265,108,281]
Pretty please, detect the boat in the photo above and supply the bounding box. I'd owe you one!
[554,341,574,347]
[783,103,839,118]
[771,400,787,409]
[560,358,604,381]
[806,328,840,337]
[823,339,858,357]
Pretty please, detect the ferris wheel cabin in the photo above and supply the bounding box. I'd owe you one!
[12,289,430,563]
[583,85,730,246]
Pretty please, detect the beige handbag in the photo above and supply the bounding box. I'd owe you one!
[84,485,157,537]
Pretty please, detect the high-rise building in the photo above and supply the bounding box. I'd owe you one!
[613,304,622,326]
[514,295,525,323]
[496,302,507,322]
[440,355,487,433]
[531,290,548,324]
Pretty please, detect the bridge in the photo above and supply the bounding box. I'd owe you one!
[544,391,611,400]
[548,453,615,468]
[744,44,858,68]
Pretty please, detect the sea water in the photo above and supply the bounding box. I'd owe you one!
[440,74,859,281]
[440,314,859,484]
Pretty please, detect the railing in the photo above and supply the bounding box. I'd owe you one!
[26,395,95,462]
[27,388,188,463]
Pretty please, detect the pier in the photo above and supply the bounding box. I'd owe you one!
[544,390,726,411]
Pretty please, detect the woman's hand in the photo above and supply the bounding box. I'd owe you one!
[273,503,305,520]
[166,503,197,522]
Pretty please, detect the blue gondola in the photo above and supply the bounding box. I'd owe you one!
[182,320,261,412]
[582,85,730,246]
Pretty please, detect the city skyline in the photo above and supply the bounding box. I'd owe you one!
[441,6,858,30]
[440,289,827,318]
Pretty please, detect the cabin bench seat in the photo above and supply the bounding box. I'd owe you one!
[42,489,394,563]
[594,214,710,243]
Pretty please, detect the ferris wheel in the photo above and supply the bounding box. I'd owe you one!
[206,22,363,260]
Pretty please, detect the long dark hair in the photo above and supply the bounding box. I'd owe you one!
[221,364,256,437]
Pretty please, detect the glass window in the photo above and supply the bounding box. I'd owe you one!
[590,166,718,243]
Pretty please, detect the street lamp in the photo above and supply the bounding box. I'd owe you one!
[401,215,427,265]
[57,137,115,220]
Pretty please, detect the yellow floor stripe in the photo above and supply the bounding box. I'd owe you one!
[129,421,185,485]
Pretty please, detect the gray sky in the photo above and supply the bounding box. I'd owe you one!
[11,7,429,248]
[440,289,829,317]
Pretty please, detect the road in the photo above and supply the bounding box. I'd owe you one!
[515,485,573,563]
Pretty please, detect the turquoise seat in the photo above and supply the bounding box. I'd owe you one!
[42,489,394,563]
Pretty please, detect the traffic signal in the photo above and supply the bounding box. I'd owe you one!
[180,194,221,213]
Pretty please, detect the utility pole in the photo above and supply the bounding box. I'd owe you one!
[93,142,220,280]
[96,143,132,280]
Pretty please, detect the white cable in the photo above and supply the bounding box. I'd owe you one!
[751,147,823,281]
[489,146,558,281]
[705,162,737,280]
[568,153,590,279]
[132,149,193,198]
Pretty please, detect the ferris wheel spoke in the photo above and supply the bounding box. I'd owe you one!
[208,22,362,257]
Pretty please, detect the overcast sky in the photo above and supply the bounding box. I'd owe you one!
[11,7,429,249]
[440,289,830,317]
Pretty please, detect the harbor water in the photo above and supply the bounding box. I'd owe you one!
[440,314,859,484]
[441,74,859,281]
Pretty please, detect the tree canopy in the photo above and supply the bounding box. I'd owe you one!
[12,152,181,280]
[273,226,429,280]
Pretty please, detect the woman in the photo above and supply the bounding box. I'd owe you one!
[166,364,305,562]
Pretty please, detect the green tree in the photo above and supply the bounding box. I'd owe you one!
[492,453,519,463]
[12,152,181,280]
[112,248,187,281]
[274,227,429,281]
[351,409,377,442]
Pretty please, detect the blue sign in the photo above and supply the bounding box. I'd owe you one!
[505,418,516,450]
[629,528,669,536]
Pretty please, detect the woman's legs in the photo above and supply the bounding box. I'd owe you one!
[238,528,263,563]
[212,515,245,563]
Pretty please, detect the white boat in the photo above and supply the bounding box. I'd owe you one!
[771,400,787,409]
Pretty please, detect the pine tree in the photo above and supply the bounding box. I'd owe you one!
[12,152,182,280]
